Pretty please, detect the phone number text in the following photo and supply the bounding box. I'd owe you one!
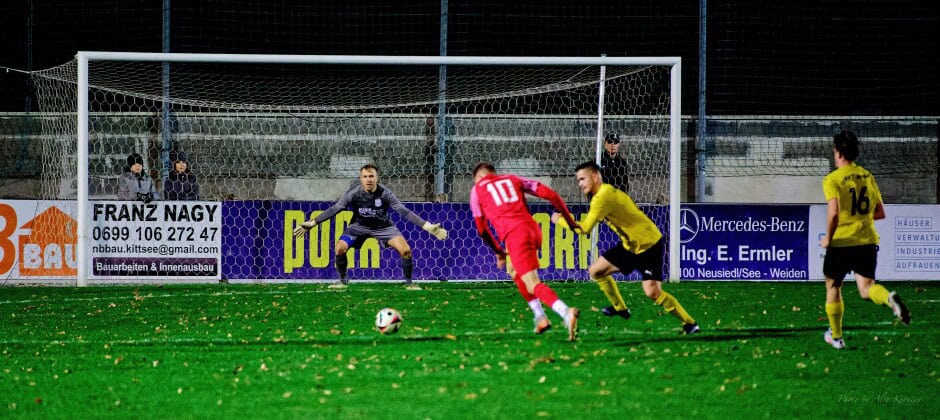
[92,226,219,242]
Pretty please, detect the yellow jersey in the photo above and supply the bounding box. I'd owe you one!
[563,183,662,254]
[822,162,882,247]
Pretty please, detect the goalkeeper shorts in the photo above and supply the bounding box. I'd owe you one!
[339,223,403,248]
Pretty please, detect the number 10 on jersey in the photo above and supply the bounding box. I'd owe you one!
[486,179,519,206]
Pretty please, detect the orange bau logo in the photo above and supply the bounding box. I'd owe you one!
[0,204,78,277]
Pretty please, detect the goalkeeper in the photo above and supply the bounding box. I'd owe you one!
[293,164,447,286]
[552,162,699,335]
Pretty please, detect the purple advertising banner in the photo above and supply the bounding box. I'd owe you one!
[678,204,809,280]
[221,201,667,282]
[221,201,809,282]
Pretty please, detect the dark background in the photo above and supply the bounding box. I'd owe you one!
[0,0,938,116]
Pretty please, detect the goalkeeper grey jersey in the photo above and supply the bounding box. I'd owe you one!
[314,184,426,229]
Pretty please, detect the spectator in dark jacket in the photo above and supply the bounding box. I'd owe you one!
[118,153,158,202]
[600,133,630,193]
[164,151,200,201]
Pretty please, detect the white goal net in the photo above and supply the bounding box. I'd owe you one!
[23,53,680,286]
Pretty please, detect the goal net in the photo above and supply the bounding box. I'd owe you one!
[26,53,680,286]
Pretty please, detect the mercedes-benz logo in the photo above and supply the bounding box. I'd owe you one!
[679,207,700,243]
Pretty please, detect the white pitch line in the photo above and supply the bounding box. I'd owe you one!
[0,290,309,306]
[0,286,375,306]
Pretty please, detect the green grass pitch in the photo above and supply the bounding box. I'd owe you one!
[1,281,935,419]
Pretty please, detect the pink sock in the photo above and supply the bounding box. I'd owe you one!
[533,283,559,307]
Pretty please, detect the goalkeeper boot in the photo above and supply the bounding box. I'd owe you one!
[888,291,911,325]
[533,315,552,334]
[328,275,348,288]
[824,328,845,350]
[681,322,701,335]
[601,306,632,320]
[564,308,580,342]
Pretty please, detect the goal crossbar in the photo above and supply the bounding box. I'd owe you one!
[78,51,680,66]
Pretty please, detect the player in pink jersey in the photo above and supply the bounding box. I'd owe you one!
[469,162,583,341]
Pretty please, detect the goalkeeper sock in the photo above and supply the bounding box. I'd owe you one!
[594,275,627,311]
[868,284,890,306]
[335,253,348,280]
[825,301,844,339]
[402,257,414,282]
[655,291,695,325]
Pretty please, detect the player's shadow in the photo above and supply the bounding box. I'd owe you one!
[603,332,773,347]
[715,324,888,335]
[603,324,888,347]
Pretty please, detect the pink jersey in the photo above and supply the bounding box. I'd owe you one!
[470,174,542,240]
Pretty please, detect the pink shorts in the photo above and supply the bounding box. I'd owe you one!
[503,222,542,277]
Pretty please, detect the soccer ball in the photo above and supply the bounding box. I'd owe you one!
[375,307,402,334]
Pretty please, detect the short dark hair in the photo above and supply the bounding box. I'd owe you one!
[575,161,601,173]
[473,162,496,176]
[360,164,379,174]
[833,130,860,162]
[169,150,189,163]
[126,153,144,168]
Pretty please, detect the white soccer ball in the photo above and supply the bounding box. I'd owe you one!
[375,307,402,334]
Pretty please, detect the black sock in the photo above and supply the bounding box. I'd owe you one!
[402,257,413,283]
[336,253,348,281]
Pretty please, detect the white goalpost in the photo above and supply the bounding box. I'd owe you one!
[46,52,682,286]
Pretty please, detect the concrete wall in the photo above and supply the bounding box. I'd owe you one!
[699,118,938,203]
[0,114,935,204]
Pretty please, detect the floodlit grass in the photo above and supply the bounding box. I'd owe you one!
[0,281,935,418]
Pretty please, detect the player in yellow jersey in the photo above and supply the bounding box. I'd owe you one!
[552,161,699,334]
[820,130,910,349]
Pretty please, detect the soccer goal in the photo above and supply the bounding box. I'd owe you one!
[28,52,681,286]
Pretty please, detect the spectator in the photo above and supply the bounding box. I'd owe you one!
[118,153,158,203]
[164,151,200,201]
[600,132,629,192]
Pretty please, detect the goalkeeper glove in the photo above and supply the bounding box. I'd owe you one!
[292,219,318,238]
[422,222,448,240]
